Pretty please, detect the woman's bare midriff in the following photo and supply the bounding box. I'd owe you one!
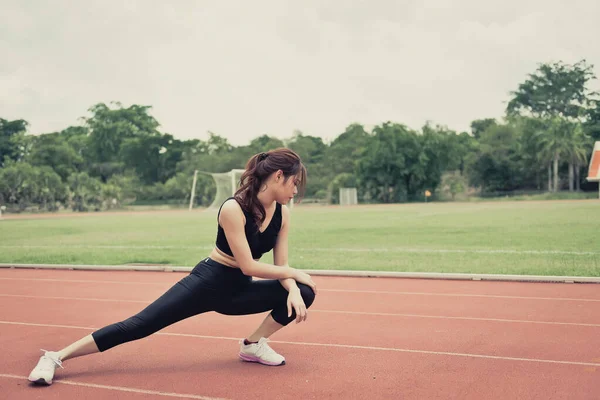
[208,247,258,269]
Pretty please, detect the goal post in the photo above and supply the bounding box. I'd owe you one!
[189,169,245,211]
[339,187,358,206]
[586,141,600,199]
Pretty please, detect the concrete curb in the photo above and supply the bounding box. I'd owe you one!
[1,263,599,284]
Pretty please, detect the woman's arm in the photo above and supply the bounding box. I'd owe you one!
[273,205,300,293]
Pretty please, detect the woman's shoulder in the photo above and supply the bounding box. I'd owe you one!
[278,202,289,224]
[218,197,246,226]
[218,197,238,212]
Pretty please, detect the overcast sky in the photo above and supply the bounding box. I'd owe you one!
[2,0,600,145]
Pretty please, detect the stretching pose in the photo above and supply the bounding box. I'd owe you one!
[28,148,317,385]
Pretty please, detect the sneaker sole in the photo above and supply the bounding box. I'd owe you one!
[238,353,285,366]
[28,377,52,385]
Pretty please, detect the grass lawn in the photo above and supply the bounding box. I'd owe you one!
[1,200,599,276]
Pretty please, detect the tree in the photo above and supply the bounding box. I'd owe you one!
[287,131,327,165]
[509,116,549,190]
[507,60,598,192]
[468,123,523,193]
[0,160,38,209]
[470,119,497,139]
[85,102,162,181]
[562,123,592,191]
[287,131,328,198]
[0,160,66,211]
[248,135,285,153]
[534,117,589,192]
[584,99,600,142]
[419,123,470,195]
[0,118,29,165]
[451,132,478,177]
[356,122,424,202]
[506,60,597,120]
[441,171,466,200]
[67,172,103,212]
[326,123,370,176]
[26,132,84,181]
[120,134,185,184]
[59,126,90,156]
[34,166,68,211]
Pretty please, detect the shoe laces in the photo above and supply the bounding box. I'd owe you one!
[254,338,278,358]
[39,349,64,370]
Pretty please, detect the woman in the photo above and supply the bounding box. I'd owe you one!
[28,148,317,385]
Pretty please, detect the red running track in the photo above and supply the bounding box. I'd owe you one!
[0,268,599,399]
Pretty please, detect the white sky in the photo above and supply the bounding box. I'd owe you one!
[2,0,600,145]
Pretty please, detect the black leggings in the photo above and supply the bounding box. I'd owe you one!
[91,258,316,352]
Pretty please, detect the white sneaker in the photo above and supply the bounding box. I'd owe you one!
[28,349,63,385]
[239,338,285,366]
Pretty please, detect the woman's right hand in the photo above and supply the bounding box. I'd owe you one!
[293,269,317,294]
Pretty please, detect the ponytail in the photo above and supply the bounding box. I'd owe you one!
[235,148,306,225]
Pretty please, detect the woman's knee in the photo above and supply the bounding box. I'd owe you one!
[297,283,316,308]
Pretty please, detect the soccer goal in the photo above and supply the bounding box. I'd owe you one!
[586,141,600,199]
[189,169,245,211]
[339,187,358,206]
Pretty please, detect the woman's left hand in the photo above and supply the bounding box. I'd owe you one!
[287,289,307,324]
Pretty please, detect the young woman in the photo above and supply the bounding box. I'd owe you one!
[28,148,317,385]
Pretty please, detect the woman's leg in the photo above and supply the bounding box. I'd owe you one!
[58,334,99,361]
[216,280,316,327]
[245,314,284,343]
[29,269,216,384]
[214,279,316,366]
[91,273,213,353]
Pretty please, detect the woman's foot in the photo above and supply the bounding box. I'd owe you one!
[239,338,285,366]
[28,350,63,385]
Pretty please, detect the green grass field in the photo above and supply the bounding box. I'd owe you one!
[1,200,599,276]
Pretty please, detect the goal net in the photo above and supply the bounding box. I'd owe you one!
[188,169,245,211]
[339,187,358,206]
[206,169,245,210]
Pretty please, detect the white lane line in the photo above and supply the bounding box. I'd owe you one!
[2,320,599,368]
[1,277,599,302]
[271,340,600,368]
[0,294,149,303]
[1,294,599,327]
[0,277,166,285]
[313,310,600,327]
[0,373,228,399]
[321,288,600,302]
[1,320,96,330]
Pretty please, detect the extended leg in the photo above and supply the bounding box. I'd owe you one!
[92,274,212,352]
[28,273,213,385]
[59,334,99,361]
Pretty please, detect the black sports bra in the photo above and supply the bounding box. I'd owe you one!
[215,197,282,260]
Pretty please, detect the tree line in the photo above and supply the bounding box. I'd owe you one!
[1,60,599,212]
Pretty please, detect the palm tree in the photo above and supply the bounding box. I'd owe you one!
[535,117,586,192]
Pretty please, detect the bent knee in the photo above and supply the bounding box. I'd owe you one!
[297,283,316,308]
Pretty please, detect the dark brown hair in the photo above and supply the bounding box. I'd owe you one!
[234,148,307,225]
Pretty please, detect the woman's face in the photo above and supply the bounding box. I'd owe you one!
[273,172,299,205]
